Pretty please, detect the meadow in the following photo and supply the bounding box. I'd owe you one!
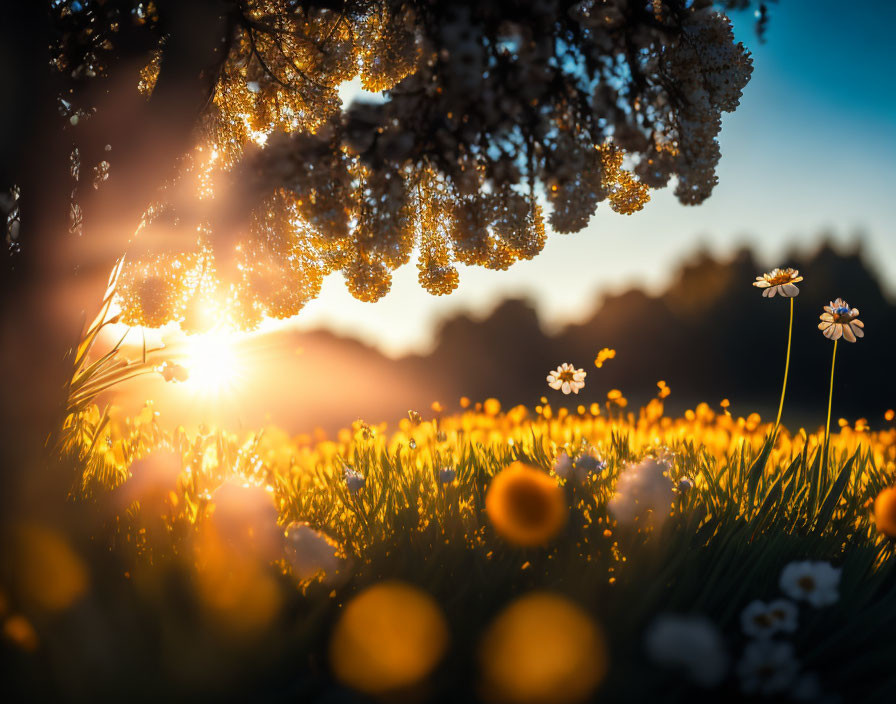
[3,356,894,701]
[1,272,894,702]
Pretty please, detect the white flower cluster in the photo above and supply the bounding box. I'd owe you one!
[607,457,674,529]
[645,560,842,695]
[740,599,798,639]
[735,560,841,697]
[552,450,607,483]
[662,8,753,205]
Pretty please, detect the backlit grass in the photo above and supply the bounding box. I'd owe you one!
[16,391,893,701]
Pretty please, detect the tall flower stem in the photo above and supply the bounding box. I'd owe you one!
[774,297,794,431]
[823,339,839,458]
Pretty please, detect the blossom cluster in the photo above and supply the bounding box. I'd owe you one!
[101,0,753,329]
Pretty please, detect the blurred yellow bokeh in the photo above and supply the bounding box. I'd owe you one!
[3,614,39,652]
[329,581,449,695]
[478,592,607,704]
[193,528,282,636]
[486,462,567,547]
[11,523,88,613]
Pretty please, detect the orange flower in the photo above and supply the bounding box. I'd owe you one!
[486,462,567,547]
[874,487,896,539]
[594,348,616,368]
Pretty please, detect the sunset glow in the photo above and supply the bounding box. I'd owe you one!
[180,331,242,395]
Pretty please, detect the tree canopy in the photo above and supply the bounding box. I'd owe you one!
[7,0,755,333]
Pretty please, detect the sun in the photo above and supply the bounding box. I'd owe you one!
[181,331,242,395]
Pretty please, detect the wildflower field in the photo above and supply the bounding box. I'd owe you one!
[6,360,896,702]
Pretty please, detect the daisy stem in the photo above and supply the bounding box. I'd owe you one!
[774,297,794,431]
[823,339,838,458]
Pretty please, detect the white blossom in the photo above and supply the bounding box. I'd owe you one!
[737,640,799,695]
[344,466,366,494]
[779,561,841,607]
[283,522,342,581]
[546,363,586,395]
[740,599,798,638]
[644,614,728,688]
[753,267,804,298]
[552,451,573,480]
[818,299,864,343]
[608,457,674,528]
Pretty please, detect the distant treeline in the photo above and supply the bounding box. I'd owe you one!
[390,240,894,424]
[135,240,895,434]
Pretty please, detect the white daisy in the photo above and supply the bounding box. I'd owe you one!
[344,466,366,494]
[644,614,728,688]
[737,640,800,695]
[546,363,586,394]
[740,599,798,638]
[779,560,841,607]
[818,298,864,343]
[753,267,804,298]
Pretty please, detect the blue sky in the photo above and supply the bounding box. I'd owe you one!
[282,0,896,356]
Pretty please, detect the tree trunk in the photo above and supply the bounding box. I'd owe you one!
[0,1,233,519]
